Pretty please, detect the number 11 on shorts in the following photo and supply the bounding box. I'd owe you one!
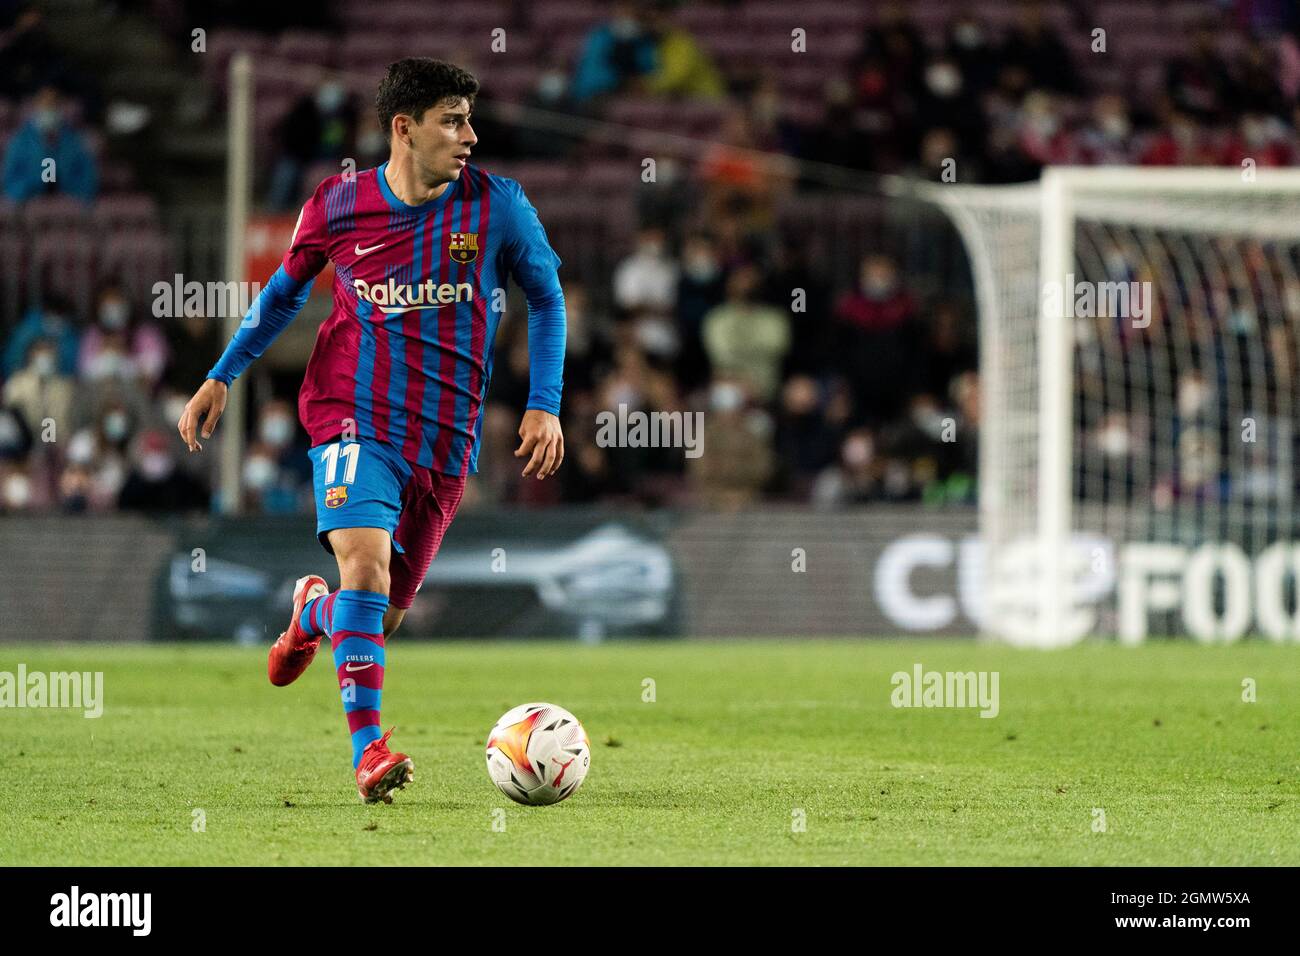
[321,442,360,484]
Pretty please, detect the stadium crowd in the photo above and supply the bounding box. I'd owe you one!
[2,0,1298,514]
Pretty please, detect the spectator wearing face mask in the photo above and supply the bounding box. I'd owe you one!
[613,226,679,317]
[811,427,879,509]
[2,296,80,377]
[833,254,920,426]
[59,425,125,512]
[701,263,790,404]
[0,463,40,513]
[254,399,312,485]
[914,55,981,148]
[516,56,577,159]
[241,442,300,514]
[1075,94,1136,166]
[689,377,775,510]
[569,1,657,105]
[944,14,999,96]
[2,338,74,440]
[230,399,312,514]
[1016,91,1071,168]
[118,428,208,512]
[77,284,169,388]
[94,401,136,454]
[675,232,724,390]
[1,85,98,203]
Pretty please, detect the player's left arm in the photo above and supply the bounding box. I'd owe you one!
[503,182,566,480]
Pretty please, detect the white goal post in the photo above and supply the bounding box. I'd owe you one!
[926,167,1300,647]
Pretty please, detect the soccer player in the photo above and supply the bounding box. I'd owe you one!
[177,59,566,804]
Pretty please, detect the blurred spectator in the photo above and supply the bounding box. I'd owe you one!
[569,1,657,104]
[0,2,58,98]
[1139,111,1215,166]
[811,428,879,508]
[944,13,999,95]
[762,237,831,377]
[915,54,982,148]
[698,109,791,220]
[833,254,919,424]
[0,462,38,512]
[516,56,577,159]
[675,231,724,390]
[911,127,974,182]
[805,78,879,172]
[747,76,802,157]
[689,378,774,509]
[0,406,33,463]
[1075,94,1135,165]
[641,3,725,100]
[562,281,614,393]
[77,283,169,390]
[241,399,311,513]
[164,308,223,393]
[3,297,80,377]
[2,337,74,439]
[1220,112,1294,167]
[1001,1,1079,95]
[118,429,207,512]
[1165,23,1233,121]
[773,374,845,498]
[613,226,678,315]
[916,301,977,400]
[861,2,925,94]
[267,80,358,210]
[1016,91,1071,167]
[701,263,790,404]
[2,86,98,203]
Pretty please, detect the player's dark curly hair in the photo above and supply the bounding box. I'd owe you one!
[375,58,479,140]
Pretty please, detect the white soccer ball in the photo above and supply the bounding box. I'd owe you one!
[485,702,591,806]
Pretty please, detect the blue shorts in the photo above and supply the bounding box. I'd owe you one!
[309,437,467,608]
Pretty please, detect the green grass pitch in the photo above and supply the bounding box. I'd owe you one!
[1,639,1297,865]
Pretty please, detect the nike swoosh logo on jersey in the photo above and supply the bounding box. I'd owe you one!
[354,242,386,257]
[344,662,375,672]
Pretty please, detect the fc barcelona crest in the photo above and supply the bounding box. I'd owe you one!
[449,232,479,264]
[325,485,348,509]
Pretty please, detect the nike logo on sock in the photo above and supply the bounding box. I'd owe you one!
[344,662,375,672]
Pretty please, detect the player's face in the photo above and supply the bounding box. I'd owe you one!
[408,97,477,183]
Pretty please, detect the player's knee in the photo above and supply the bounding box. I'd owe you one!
[339,555,389,596]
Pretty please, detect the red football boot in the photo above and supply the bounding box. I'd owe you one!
[356,728,415,804]
[267,574,330,687]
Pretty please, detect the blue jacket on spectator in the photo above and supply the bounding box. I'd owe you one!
[3,306,81,377]
[2,116,98,203]
[570,21,657,102]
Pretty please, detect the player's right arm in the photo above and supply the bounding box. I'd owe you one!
[178,185,331,452]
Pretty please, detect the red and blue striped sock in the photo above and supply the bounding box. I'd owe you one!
[299,591,338,637]
[327,589,389,767]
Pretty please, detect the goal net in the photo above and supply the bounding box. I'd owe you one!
[928,168,1300,647]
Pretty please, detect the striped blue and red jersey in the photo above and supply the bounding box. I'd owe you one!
[208,162,566,476]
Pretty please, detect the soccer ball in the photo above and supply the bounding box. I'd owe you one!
[485,702,591,805]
